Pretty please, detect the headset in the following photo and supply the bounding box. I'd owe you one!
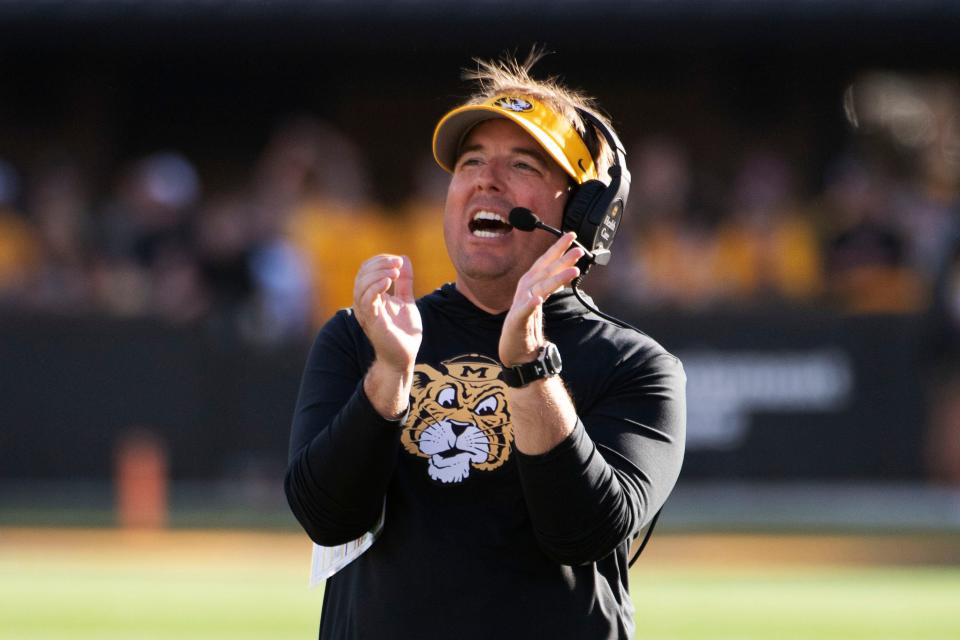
[560,108,632,275]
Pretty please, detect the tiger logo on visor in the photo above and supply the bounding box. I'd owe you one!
[494,96,533,112]
[401,355,512,484]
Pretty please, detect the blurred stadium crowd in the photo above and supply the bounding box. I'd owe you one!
[1,75,959,357]
[0,117,452,346]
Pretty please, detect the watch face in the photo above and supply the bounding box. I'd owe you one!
[544,343,562,373]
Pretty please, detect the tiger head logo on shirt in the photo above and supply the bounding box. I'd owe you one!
[401,354,512,484]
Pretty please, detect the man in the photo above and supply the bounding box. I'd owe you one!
[285,53,686,639]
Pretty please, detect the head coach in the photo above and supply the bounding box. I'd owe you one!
[285,51,686,639]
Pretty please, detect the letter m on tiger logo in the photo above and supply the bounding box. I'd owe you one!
[401,354,512,484]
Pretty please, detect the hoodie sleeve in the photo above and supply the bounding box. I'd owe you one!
[284,311,403,546]
[514,351,686,565]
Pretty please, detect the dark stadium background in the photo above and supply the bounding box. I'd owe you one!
[2,3,959,639]
[2,0,960,530]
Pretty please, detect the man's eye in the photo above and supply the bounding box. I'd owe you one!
[514,161,540,174]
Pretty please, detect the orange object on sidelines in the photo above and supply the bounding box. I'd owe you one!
[115,429,169,529]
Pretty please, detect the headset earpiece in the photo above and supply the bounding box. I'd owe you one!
[562,180,608,274]
[562,180,607,238]
[561,109,631,275]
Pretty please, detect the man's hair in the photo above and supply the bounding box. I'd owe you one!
[461,49,617,181]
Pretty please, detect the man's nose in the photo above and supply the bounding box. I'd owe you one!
[474,160,504,192]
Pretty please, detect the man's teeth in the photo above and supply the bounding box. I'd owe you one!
[473,211,506,223]
[471,210,511,237]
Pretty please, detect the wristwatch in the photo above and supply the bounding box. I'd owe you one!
[499,342,563,388]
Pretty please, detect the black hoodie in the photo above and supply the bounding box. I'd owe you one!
[286,283,686,639]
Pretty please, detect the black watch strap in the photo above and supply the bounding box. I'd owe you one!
[499,343,563,388]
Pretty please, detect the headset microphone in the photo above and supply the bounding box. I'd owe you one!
[508,207,610,265]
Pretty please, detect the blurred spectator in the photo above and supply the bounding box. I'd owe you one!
[713,150,822,306]
[292,201,400,324]
[20,155,97,312]
[246,187,313,346]
[613,136,725,310]
[94,151,201,317]
[820,154,925,313]
[891,80,960,284]
[253,115,373,213]
[264,117,401,323]
[192,192,253,326]
[246,234,313,345]
[0,159,41,302]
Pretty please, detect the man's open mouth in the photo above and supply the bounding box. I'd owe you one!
[468,211,513,238]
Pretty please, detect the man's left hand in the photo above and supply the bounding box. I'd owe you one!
[499,232,585,367]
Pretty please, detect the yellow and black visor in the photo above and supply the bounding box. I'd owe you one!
[432,95,597,184]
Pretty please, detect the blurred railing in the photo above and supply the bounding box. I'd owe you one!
[3,307,959,531]
[0,309,935,482]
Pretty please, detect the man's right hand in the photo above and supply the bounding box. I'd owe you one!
[353,254,423,419]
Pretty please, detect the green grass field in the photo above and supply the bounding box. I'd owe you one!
[2,529,959,640]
